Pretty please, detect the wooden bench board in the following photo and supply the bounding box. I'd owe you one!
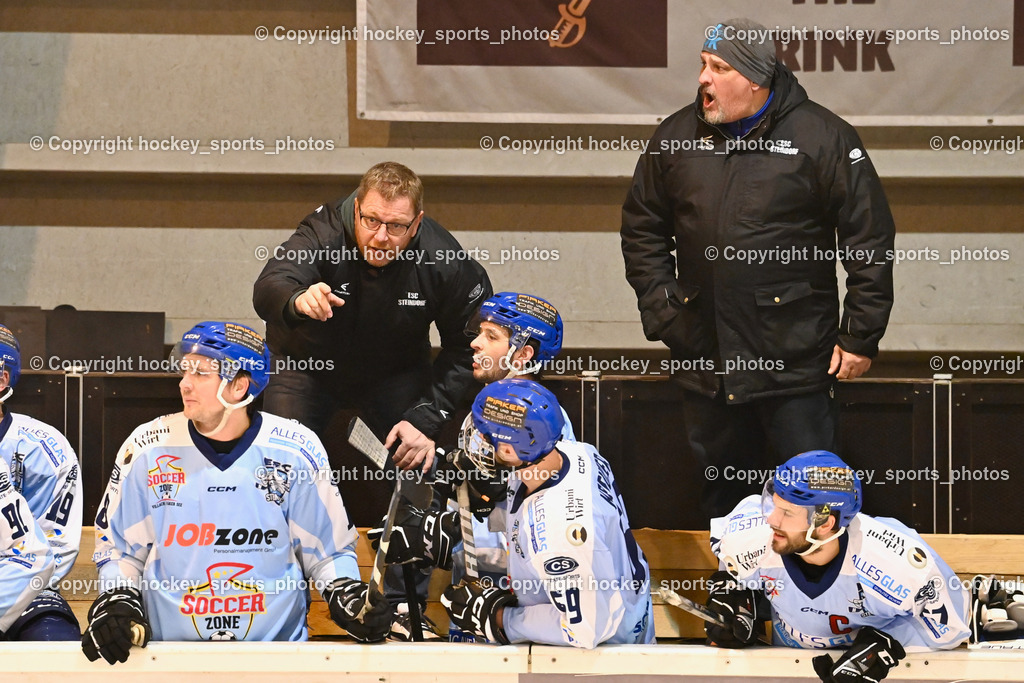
[64,528,1024,640]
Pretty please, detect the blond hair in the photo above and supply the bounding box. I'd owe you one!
[356,162,424,214]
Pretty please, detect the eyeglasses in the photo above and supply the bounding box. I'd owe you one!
[358,210,415,237]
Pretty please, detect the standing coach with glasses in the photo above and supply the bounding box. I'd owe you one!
[253,161,492,637]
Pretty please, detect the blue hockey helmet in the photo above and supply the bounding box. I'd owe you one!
[0,324,20,399]
[172,321,270,400]
[472,378,565,463]
[766,450,863,529]
[472,292,563,362]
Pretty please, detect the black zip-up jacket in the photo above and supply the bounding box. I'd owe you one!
[253,192,492,437]
[621,63,895,403]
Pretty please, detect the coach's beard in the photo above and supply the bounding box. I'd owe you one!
[700,86,725,125]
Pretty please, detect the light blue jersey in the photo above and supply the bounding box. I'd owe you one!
[452,408,576,582]
[448,409,577,642]
[93,411,359,642]
[0,457,55,632]
[711,495,971,652]
[0,411,81,587]
[502,441,654,648]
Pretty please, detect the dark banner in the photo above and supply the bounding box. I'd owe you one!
[416,0,667,67]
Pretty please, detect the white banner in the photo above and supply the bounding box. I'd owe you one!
[358,0,1024,125]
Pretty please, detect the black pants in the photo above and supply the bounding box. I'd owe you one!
[262,366,435,609]
[682,385,839,521]
[262,366,431,441]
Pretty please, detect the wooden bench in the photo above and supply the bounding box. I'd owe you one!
[65,528,1024,640]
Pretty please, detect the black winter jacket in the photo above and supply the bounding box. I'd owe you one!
[253,192,492,437]
[621,63,895,403]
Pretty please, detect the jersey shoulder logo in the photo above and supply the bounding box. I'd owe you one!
[255,457,292,506]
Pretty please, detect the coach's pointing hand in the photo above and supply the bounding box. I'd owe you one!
[294,283,345,321]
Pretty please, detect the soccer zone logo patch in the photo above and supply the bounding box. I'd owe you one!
[148,455,186,503]
[179,562,266,641]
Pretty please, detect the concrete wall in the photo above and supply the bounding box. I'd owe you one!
[3,226,1021,352]
[2,9,1022,355]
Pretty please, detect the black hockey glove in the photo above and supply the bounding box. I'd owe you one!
[367,503,460,571]
[447,447,508,520]
[704,570,761,648]
[323,578,391,643]
[81,587,151,665]
[466,473,509,520]
[441,580,517,644]
[812,626,906,682]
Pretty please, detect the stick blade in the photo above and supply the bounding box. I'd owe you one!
[347,417,389,470]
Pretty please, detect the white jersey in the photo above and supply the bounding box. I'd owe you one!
[93,412,359,642]
[711,496,971,652]
[502,441,654,648]
[0,411,81,587]
[0,457,55,632]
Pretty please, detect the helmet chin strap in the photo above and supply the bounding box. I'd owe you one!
[503,358,540,379]
[796,525,846,557]
[194,378,253,439]
[501,338,540,378]
[0,387,11,404]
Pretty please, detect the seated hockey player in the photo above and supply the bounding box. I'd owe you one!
[84,321,390,665]
[0,457,56,639]
[456,292,576,577]
[369,291,576,641]
[0,323,82,640]
[707,451,970,682]
[441,378,654,648]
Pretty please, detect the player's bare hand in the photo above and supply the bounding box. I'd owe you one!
[386,421,435,472]
[828,345,871,380]
[294,283,345,321]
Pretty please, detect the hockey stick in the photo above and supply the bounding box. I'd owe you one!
[456,480,478,581]
[659,587,772,645]
[658,587,730,628]
[347,418,433,635]
[347,419,433,513]
[442,447,481,582]
[347,417,389,470]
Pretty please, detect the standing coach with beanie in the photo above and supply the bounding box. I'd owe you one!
[620,18,895,518]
